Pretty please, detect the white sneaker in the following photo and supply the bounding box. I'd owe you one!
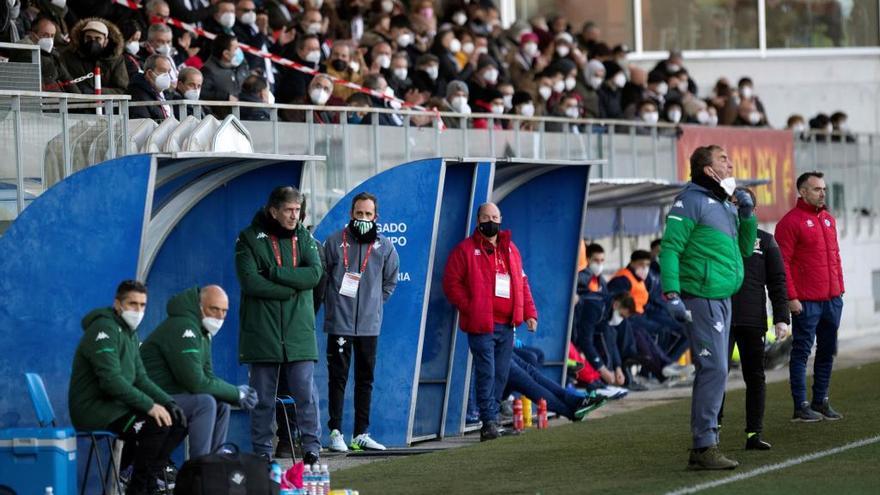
[662,363,695,378]
[595,386,628,400]
[351,433,386,451]
[328,429,348,452]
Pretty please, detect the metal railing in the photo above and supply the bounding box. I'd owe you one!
[1,92,878,236]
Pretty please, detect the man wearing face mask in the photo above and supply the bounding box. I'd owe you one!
[326,41,365,101]
[439,79,471,129]
[276,34,323,105]
[203,0,237,37]
[443,202,538,441]
[69,280,188,495]
[236,186,324,464]
[128,54,174,119]
[387,51,412,97]
[233,0,272,77]
[60,18,129,95]
[507,32,541,94]
[467,54,500,109]
[22,16,80,93]
[660,145,758,470]
[200,33,249,118]
[167,66,203,118]
[321,192,399,452]
[282,73,342,123]
[598,61,625,119]
[140,286,258,458]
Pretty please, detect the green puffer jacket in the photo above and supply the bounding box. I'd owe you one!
[659,182,758,299]
[235,210,323,363]
[68,308,173,430]
[140,287,241,404]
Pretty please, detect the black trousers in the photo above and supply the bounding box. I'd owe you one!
[327,334,378,436]
[109,410,187,477]
[720,325,767,434]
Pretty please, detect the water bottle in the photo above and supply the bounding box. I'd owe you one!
[270,461,283,484]
[512,398,523,431]
[522,397,533,427]
[537,398,548,429]
[303,464,314,491]
[320,464,330,494]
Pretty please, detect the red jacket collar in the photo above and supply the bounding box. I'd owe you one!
[469,229,511,249]
[796,197,826,215]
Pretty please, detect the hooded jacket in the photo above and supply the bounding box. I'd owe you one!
[140,287,240,404]
[732,229,791,328]
[322,224,400,337]
[59,17,129,95]
[235,210,323,363]
[68,308,172,431]
[659,181,758,299]
[774,198,844,302]
[443,229,538,334]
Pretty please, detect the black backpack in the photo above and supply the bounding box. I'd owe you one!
[174,444,279,495]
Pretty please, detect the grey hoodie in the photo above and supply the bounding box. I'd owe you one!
[322,226,400,336]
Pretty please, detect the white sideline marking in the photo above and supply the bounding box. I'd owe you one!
[664,435,880,495]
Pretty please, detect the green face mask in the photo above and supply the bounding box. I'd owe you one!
[352,219,374,235]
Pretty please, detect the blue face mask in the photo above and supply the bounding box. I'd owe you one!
[232,47,245,66]
[348,113,364,124]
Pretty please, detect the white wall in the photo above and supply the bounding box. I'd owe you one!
[633,53,880,134]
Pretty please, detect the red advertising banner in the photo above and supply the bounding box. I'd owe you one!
[676,126,795,222]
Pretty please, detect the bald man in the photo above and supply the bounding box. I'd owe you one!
[141,285,258,457]
[443,203,538,441]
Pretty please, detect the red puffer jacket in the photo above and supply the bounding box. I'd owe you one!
[443,230,538,334]
[774,198,844,301]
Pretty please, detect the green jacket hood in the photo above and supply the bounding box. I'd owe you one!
[81,307,119,332]
[167,286,202,321]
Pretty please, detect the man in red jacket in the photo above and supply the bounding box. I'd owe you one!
[775,171,845,422]
[443,202,538,441]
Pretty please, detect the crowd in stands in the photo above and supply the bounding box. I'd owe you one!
[2,0,858,134]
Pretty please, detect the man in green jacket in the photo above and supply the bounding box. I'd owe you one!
[660,145,757,470]
[68,280,188,495]
[141,285,258,458]
[235,186,323,464]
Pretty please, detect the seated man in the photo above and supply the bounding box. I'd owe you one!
[128,54,174,120]
[576,292,636,386]
[140,285,258,458]
[68,280,187,494]
[571,242,609,359]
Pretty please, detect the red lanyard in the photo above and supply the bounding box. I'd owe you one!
[482,240,507,274]
[269,235,297,267]
[342,230,373,273]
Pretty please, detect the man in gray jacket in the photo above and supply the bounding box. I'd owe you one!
[323,192,400,452]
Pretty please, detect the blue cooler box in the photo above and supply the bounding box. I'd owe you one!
[0,427,76,495]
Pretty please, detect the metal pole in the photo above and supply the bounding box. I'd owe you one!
[539,120,546,159]
[670,129,677,179]
[13,95,24,214]
[342,110,351,190]
[271,107,279,154]
[60,97,71,179]
[609,124,616,176]
[372,111,380,174]
[489,117,495,157]
[120,100,129,156]
[630,125,637,177]
[758,0,767,56]
[651,124,658,177]
[307,110,315,156]
[433,115,440,156]
[514,120,521,157]
[585,124,592,159]
[461,117,468,156]
[564,122,571,159]
[105,100,116,159]
[404,114,411,162]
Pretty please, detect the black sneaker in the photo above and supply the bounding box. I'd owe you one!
[303,451,320,466]
[745,433,772,450]
[480,421,499,442]
[792,401,824,422]
[497,425,521,437]
[811,399,843,420]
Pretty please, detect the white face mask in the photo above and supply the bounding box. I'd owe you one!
[396,33,413,48]
[609,309,623,327]
[740,85,753,99]
[552,79,565,93]
[449,38,461,54]
[309,0,323,8]
[589,76,603,90]
[667,62,680,72]
[240,12,257,26]
[125,41,140,55]
[153,71,172,91]
[392,67,408,80]
[635,266,650,280]
[482,67,498,85]
[309,87,330,105]
[50,0,66,8]
[523,42,538,58]
[202,317,224,337]
[678,80,688,93]
[219,12,236,28]
[502,94,513,110]
[656,81,668,96]
[305,49,321,64]
[668,109,682,123]
[121,310,144,330]
[265,91,275,105]
[462,42,475,55]
[384,86,401,109]
[491,104,504,114]
[748,111,762,125]
[824,123,833,133]
[837,121,847,131]
[450,95,469,113]
[564,106,579,118]
[696,109,709,124]
[376,54,391,69]
[642,111,659,124]
[425,65,439,81]
[589,261,603,276]
[709,169,736,196]
[184,88,200,100]
[306,22,322,35]
[564,76,576,91]
[613,72,626,88]
[349,61,360,72]
[519,103,534,117]
[555,44,570,57]
[538,85,552,100]
[381,0,394,13]
[792,122,805,133]
[38,37,54,53]
[708,114,718,126]
[452,11,467,26]
[155,43,172,56]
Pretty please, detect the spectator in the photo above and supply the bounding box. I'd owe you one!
[326,40,365,101]
[431,28,467,85]
[60,18,129,95]
[621,65,646,116]
[412,53,442,97]
[576,20,601,55]
[664,100,684,125]
[68,280,187,494]
[733,98,767,127]
[530,71,553,117]
[300,8,328,47]
[128,54,174,120]
[551,31,575,63]
[140,286,258,458]
[498,80,515,111]
[598,61,625,119]
[438,79,470,129]
[200,33,249,117]
[809,113,833,142]
[367,40,393,76]
[167,66,203,118]
[830,111,855,142]
[467,54,500,109]
[611,44,630,71]
[235,186,323,465]
[644,70,668,110]
[574,59,603,118]
[283,73,343,123]
[390,14,417,62]
[387,51,412,96]
[362,73,403,126]
[238,74,272,121]
[166,0,212,24]
[547,93,582,133]
[510,90,535,130]
[345,92,373,124]
[233,0,272,77]
[472,88,504,130]
[786,114,807,133]
[276,34,322,105]
[650,50,696,94]
[335,0,370,42]
[506,32,542,94]
[32,0,76,47]
[22,17,80,93]
[203,0,236,38]
[141,24,179,85]
[118,19,143,79]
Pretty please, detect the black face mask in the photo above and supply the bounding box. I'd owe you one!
[348,219,378,243]
[478,221,500,238]
[83,40,103,59]
[330,59,348,72]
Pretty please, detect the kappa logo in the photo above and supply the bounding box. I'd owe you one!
[707,198,717,204]
[230,472,245,485]
[132,420,145,433]
[339,242,350,249]
[182,329,196,338]
[95,331,109,341]
[713,321,724,332]
[698,348,712,357]
[673,200,684,208]
[336,336,347,347]
[256,232,268,239]
[806,219,815,228]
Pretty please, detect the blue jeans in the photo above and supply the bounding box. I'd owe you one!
[171,393,230,458]
[789,297,843,407]
[507,354,583,420]
[249,361,321,455]
[467,324,515,423]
